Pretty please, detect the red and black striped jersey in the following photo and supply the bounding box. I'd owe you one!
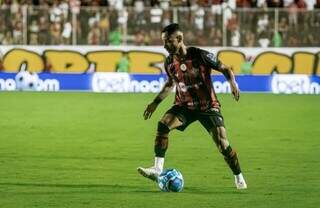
[164,47,222,111]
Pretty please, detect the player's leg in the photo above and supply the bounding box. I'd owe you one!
[155,113,183,160]
[210,126,247,189]
[137,113,183,181]
[209,126,238,172]
[199,109,247,189]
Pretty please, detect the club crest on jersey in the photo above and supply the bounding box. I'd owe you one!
[180,63,187,71]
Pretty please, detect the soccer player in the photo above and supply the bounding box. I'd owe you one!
[137,23,247,189]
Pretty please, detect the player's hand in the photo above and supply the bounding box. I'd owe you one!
[143,102,158,120]
[230,81,240,101]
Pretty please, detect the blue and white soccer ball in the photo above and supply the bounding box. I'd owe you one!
[157,168,184,192]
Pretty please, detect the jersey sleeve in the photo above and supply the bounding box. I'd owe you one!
[199,49,222,71]
[163,56,172,77]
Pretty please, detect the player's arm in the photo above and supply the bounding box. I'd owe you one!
[200,49,240,101]
[143,75,174,120]
[217,64,240,101]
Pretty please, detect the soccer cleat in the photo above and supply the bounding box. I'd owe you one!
[234,173,247,189]
[137,166,161,181]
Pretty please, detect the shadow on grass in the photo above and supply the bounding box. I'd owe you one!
[0,182,247,195]
[183,186,248,195]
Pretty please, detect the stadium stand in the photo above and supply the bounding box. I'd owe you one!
[0,0,319,46]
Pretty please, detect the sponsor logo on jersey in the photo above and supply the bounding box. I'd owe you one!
[206,53,217,62]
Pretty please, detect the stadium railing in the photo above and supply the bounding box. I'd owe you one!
[0,6,319,47]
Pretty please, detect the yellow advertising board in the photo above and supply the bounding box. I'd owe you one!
[0,46,319,75]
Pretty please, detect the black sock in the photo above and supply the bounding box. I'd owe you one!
[154,135,168,157]
[221,146,242,175]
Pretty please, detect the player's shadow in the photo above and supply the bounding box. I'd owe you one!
[0,182,247,194]
[182,186,248,195]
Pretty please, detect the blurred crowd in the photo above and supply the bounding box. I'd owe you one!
[0,0,319,46]
[1,0,320,8]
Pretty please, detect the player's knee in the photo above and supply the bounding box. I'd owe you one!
[216,127,227,140]
[157,121,170,135]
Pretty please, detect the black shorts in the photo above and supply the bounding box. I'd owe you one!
[166,105,225,132]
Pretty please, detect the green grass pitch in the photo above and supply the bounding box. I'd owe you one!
[0,92,319,208]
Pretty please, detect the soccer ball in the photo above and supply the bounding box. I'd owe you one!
[157,168,184,192]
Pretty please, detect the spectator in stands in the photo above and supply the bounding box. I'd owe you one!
[69,0,80,13]
[257,13,269,34]
[302,33,316,46]
[194,6,205,31]
[149,29,162,45]
[62,19,72,44]
[0,0,318,47]
[109,27,122,45]
[205,11,217,28]
[278,16,289,45]
[161,9,171,28]
[12,18,23,44]
[295,0,306,9]
[169,0,185,7]
[283,0,294,7]
[226,12,238,46]
[257,0,268,8]
[38,16,50,44]
[134,29,146,45]
[210,0,223,14]
[29,20,39,44]
[196,30,208,46]
[237,0,252,7]
[182,30,195,45]
[108,0,124,11]
[149,4,163,32]
[287,33,299,46]
[2,31,13,45]
[231,26,241,47]
[267,0,284,7]
[134,0,146,25]
[50,20,62,44]
[288,1,298,30]
[29,32,38,45]
[243,30,256,47]
[87,19,101,45]
[143,30,151,45]
[258,30,271,47]
[213,28,223,46]
[77,5,90,44]
[305,0,316,10]
[272,31,282,47]
[99,12,110,44]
